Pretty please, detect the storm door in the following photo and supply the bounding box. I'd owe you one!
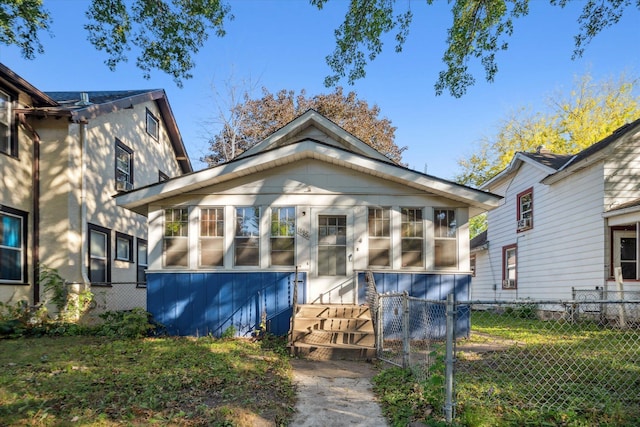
[317,215,347,276]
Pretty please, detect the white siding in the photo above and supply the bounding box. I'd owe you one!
[474,161,606,301]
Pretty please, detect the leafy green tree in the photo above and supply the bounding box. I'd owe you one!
[2,0,637,92]
[314,0,639,97]
[456,72,640,188]
[2,0,232,87]
[203,86,404,165]
[0,0,51,59]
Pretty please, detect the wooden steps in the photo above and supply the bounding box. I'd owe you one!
[289,304,376,361]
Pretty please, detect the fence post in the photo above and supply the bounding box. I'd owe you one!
[444,293,455,423]
[402,291,410,369]
[376,294,383,358]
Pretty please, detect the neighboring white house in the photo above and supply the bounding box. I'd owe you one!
[116,110,503,335]
[471,118,640,301]
[0,63,192,308]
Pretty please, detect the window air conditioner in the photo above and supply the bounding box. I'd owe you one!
[116,180,133,191]
[517,218,531,230]
[502,279,516,289]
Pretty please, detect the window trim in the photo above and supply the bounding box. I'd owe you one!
[234,206,261,267]
[434,208,458,269]
[115,139,134,191]
[502,244,517,289]
[610,226,639,280]
[115,232,134,262]
[199,207,225,268]
[270,206,296,267]
[146,108,159,140]
[516,188,533,232]
[0,206,28,284]
[0,87,18,158]
[137,238,148,287]
[88,223,111,284]
[400,207,424,268]
[368,207,391,267]
[163,207,190,268]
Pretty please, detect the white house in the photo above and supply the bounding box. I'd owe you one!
[0,63,191,309]
[116,110,502,336]
[471,118,640,302]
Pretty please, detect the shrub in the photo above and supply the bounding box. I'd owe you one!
[98,308,157,338]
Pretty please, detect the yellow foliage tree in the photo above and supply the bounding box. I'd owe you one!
[456,72,640,188]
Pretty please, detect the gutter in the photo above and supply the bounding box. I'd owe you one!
[18,114,41,304]
[79,122,91,286]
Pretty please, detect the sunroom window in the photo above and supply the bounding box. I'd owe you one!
[164,208,189,267]
[235,207,260,266]
[434,209,457,268]
[368,207,390,267]
[200,207,224,267]
[401,208,423,267]
[270,207,295,266]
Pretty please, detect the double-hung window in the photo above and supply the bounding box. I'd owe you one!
[0,89,16,157]
[200,207,224,267]
[502,244,517,289]
[235,207,260,266]
[115,232,133,262]
[146,108,159,140]
[88,224,110,283]
[164,208,189,267]
[270,207,295,266]
[115,139,134,191]
[517,188,533,231]
[0,207,27,282]
[434,209,457,268]
[401,208,424,267]
[368,207,390,267]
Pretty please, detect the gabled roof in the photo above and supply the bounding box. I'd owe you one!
[238,109,393,163]
[541,118,640,184]
[0,62,57,106]
[480,150,570,190]
[481,118,640,189]
[116,115,503,216]
[31,89,192,174]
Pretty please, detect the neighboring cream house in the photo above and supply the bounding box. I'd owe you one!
[116,110,502,336]
[471,118,640,301]
[0,63,191,307]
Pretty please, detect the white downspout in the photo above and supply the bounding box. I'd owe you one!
[79,122,91,286]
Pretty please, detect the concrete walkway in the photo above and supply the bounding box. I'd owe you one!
[290,359,388,426]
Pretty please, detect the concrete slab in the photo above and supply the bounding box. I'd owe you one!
[290,359,388,426]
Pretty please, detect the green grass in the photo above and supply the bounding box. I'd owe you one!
[0,335,296,426]
[373,311,640,427]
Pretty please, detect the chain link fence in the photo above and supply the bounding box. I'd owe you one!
[66,282,147,323]
[374,293,640,423]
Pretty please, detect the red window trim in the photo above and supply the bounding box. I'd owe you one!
[516,187,533,232]
[502,244,517,290]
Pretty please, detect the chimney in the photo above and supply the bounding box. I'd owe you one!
[536,145,551,154]
[75,92,92,106]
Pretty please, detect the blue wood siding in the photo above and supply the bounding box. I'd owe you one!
[147,272,306,337]
[148,271,466,338]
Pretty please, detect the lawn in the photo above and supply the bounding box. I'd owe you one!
[0,335,296,426]
[373,309,640,427]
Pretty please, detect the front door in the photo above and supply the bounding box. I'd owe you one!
[309,211,354,303]
[318,215,347,276]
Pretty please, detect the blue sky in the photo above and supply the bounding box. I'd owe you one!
[1,0,639,180]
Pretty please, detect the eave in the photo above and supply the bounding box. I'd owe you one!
[117,139,502,216]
